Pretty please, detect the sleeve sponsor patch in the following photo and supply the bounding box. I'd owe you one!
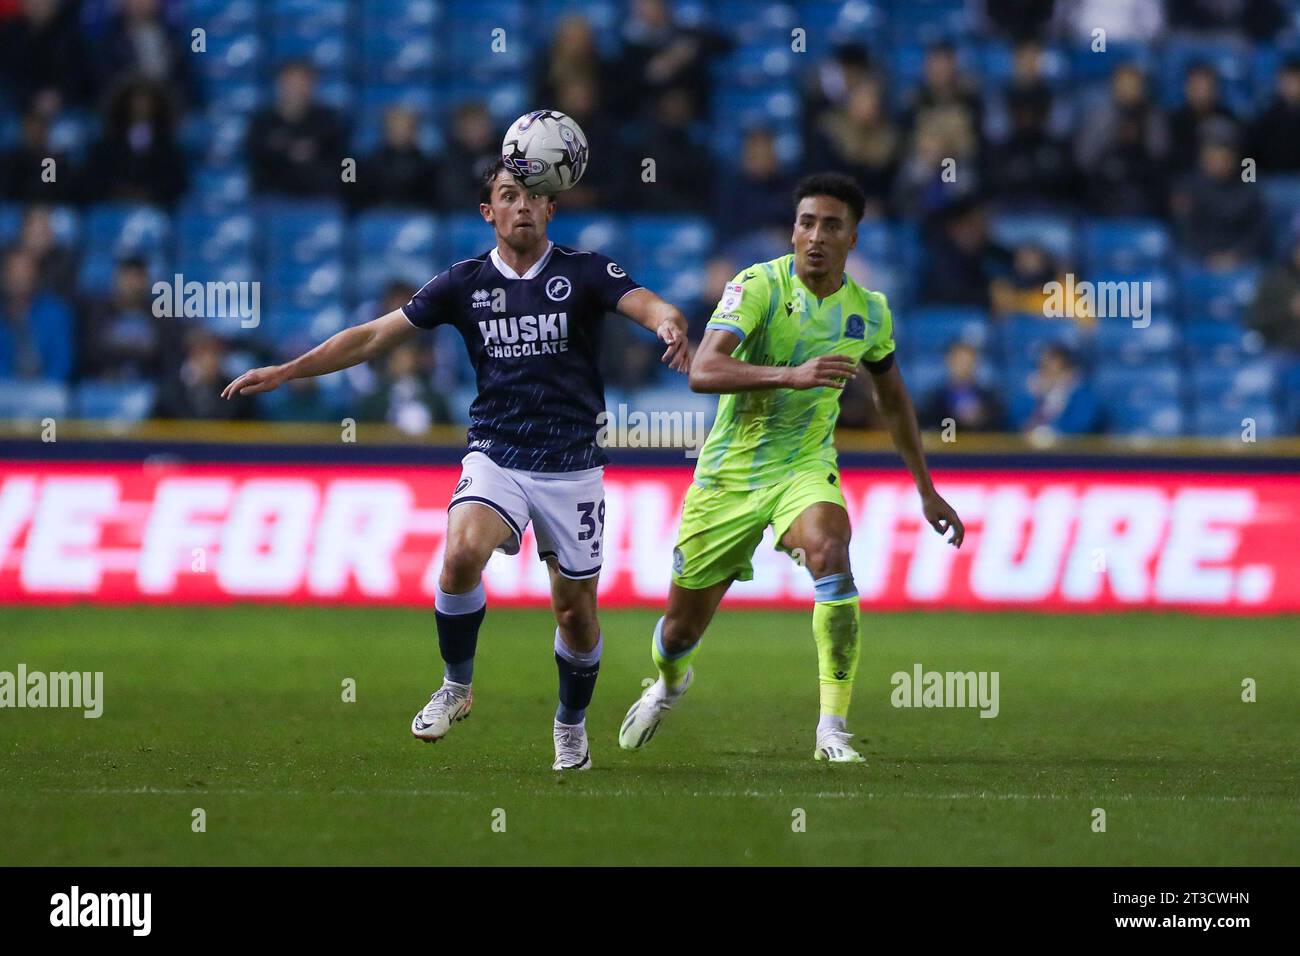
[718,282,744,312]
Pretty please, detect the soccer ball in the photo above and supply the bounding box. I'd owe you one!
[501,110,589,195]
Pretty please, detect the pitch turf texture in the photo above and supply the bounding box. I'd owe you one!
[2,606,1296,866]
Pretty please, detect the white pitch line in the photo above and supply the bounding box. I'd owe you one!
[14,787,1284,804]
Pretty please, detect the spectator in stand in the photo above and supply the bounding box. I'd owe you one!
[80,256,177,381]
[1171,120,1268,268]
[248,60,348,197]
[1085,103,1169,217]
[0,0,92,113]
[987,86,1077,208]
[0,247,74,381]
[991,244,1093,325]
[990,39,1067,141]
[983,0,1055,41]
[635,86,709,211]
[157,331,254,420]
[1251,58,1300,173]
[9,206,76,291]
[903,42,983,170]
[439,101,499,209]
[893,110,981,219]
[1010,344,1103,437]
[1168,0,1287,40]
[917,196,1011,309]
[712,127,796,242]
[357,340,451,434]
[808,77,899,218]
[1248,232,1300,352]
[354,106,440,208]
[95,0,199,111]
[549,75,621,210]
[0,106,77,202]
[802,42,875,139]
[1168,62,1238,174]
[920,341,1004,433]
[85,77,188,206]
[614,0,728,119]
[684,256,736,342]
[534,15,613,108]
[1075,63,1169,177]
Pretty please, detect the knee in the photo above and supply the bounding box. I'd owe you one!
[660,613,703,654]
[555,602,599,650]
[440,539,490,592]
[803,536,851,580]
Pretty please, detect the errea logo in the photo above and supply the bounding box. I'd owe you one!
[471,289,493,309]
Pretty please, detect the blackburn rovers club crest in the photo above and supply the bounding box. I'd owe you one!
[844,313,865,339]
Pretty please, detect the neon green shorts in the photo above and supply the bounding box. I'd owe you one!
[671,464,847,590]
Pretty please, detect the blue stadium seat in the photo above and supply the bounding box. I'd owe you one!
[711,45,798,89]
[1182,320,1268,368]
[1191,399,1281,439]
[1178,265,1261,324]
[353,211,440,298]
[889,0,970,46]
[989,212,1076,262]
[0,380,69,420]
[188,0,258,39]
[199,35,263,85]
[1191,358,1280,401]
[186,168,251,212]
[904,306,993,352]
[1261,175,1300,255]
[443,213,494,264]
[1106,397,1185,438]
[1086,269,1176,320]
[175,210,256,279]
[1094,314,1181,365]
[1000,313,1094,365]
[204,78,264,115]
[258,201,345,267]
[1156,39,1261,116]
[73,382,158,422]
[1081,219,1171,273]
[0,204,79,247]
[547,214,627,261]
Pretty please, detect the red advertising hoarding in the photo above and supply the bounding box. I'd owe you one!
[0,461,1294,612]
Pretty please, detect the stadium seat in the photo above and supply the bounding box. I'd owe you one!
[72,382,158,422]
[989,212,1076,262]
[1178,265,1261,324]
[1261,175,1300,256]
[1182,320,1268,368]
[1093,314,1181,365]
[1106,397,1185,438]
[0,380,69,420]
[353,211,440,298]
[546,214,627,261]
[1081,219,1171,273]
[904,306,993,353]
[1191,399,1281,439]
[999,313,1093,364]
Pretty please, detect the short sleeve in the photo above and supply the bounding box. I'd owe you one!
[862,293,896,366]
[706,267,771,342]
[587,252,642,312]
[401,270,455,330]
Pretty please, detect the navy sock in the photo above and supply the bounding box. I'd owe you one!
[554,630,601,724]
[435,583,486,685]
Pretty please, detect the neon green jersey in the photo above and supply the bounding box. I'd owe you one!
[692,254,896,491]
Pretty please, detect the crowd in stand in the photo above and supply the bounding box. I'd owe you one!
[2,0,1300,438]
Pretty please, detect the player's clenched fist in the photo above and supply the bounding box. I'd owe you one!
[221,365,290,400]
[784,354,858,390]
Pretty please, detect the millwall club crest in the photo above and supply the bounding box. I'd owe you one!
[546,276,572,301]
[845,313,865,340]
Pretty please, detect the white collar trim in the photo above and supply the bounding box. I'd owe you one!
[491,240,554,280]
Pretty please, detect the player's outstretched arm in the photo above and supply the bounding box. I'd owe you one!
[616,288,690,373]
[868,360,965,548]
[688,328,858,394]
[221,309,419,399]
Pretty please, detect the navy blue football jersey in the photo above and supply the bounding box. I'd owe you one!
[401,241,642,472]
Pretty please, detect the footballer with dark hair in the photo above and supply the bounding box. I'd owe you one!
[618,172,964,763]
[223,159,690,770]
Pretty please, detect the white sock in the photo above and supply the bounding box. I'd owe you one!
[817,714,846,735]
[442,679,470,695]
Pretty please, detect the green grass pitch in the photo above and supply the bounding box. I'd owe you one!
[1,605,1297,866]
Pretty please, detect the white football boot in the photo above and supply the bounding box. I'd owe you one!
[411,682,473,742]
[552,720,592,771]
[814,727,867,763]
[618,669,693,751]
